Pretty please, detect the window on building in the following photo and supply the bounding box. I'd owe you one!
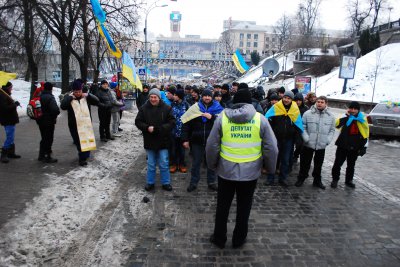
[254,34,258,40]
[247,33,251,39]
[246,50,250,55]
[254,42,258,47]
[239,41,243,47]
[272,38,276,42]
[265,44,269,49]
[240,33,244,40]
[266,37,269,42]
[246,42,251,47]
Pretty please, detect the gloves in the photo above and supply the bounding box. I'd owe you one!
[14,101,20,107]
[359,147,367,157]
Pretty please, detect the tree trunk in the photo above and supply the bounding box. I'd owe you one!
[22,0,38,98]
[61,45,71,94]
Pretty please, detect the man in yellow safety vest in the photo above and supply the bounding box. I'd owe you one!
[206,87,278,249]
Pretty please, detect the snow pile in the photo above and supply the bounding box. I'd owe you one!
[0,111,151,266]
[7,79,62,117]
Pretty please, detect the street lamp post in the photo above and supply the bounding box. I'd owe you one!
[144,2,168,82]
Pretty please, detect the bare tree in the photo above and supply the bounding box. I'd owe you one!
[274,13,293,52]
[296,0,322,36]
[347,0,373,38]
[371,0,386,29]
[0,0,49,96]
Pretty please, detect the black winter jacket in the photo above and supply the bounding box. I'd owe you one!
[136,91,149,108]
[268,103,300,142]
[0,89,19,126]
[335,115,368,151]
[181,105,217,146]
[61,93,101,132]
[96,87,113,110]
[37,90,60,125]
[135,101,175,150]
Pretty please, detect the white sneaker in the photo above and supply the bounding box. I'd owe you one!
[113,132,122,137]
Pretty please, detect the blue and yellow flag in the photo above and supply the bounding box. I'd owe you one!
[98,22,122,58]
[0,71,17,86]
[122,51,142,91]
[265,100,303,132]
[232,49,250,73]
[336,112,369,138]
[90,0,106,23]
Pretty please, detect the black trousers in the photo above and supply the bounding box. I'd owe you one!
[98,109,111,139]
[213,177,257,246]
[298,146,325,181]
[331,147,359,182]
[38,121,55,156]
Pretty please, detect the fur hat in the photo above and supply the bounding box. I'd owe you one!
[174,89,185,100]
[72,80,83,91]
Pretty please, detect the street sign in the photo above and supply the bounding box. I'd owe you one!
[138,68,146,76]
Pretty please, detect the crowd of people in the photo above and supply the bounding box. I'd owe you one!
[133,81,369,248]
[0,79,369,249]
[134,82,369,193]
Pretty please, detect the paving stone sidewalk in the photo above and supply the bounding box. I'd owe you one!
[123,153,400,267]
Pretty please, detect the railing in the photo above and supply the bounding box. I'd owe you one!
[357,19,400,36]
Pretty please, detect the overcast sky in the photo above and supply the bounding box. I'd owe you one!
[144,0,400,39]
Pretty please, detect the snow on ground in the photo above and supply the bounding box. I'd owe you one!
[7,79,62,117]
[0,111,150,266]
[239,43,400,103]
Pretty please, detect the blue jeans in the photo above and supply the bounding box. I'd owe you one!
[146,149,171,185]
[267,138,294,182]
[3,125,15,149]
[190,143,216,186]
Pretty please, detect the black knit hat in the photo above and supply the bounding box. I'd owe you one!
[174,89,185,100]
[233,89,252,104]
[100,79,108,85]
[72,80,83,91]
[294,92,304,101]
[270,93,280,101]
[44,82,53,91]
[238,83,249,90]
[221,84,230,91]
[201,89,213,97]
[348,101,360,110]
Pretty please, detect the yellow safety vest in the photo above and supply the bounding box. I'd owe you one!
[220,112,262,163]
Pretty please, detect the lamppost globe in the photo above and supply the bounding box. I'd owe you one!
[144,3,168,82]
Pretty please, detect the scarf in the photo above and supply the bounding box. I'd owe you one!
[265,100,303,132]
[345,112,369,138]
[198,100,224,122]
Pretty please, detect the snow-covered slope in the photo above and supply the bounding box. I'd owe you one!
[238,43,400,103]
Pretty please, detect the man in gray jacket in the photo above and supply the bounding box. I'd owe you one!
[206,89,278,249]
[295,96,336,189]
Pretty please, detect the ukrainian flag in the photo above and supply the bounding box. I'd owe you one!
[90,0,106,23]
[0,71,17,86]
[122,51,142,91]
[232,49,250,74]
[265,100,304,133]
[98,22,122,58]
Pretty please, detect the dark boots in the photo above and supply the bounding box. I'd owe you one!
[1,148,9,163]
[38,150,57,163]
[7,144,21,159]
[312,177,326,190]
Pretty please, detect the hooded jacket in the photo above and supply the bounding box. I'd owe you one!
[302,105,336,150]
[206,103,278,181]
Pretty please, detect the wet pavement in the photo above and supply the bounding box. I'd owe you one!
[1,107,400,266]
